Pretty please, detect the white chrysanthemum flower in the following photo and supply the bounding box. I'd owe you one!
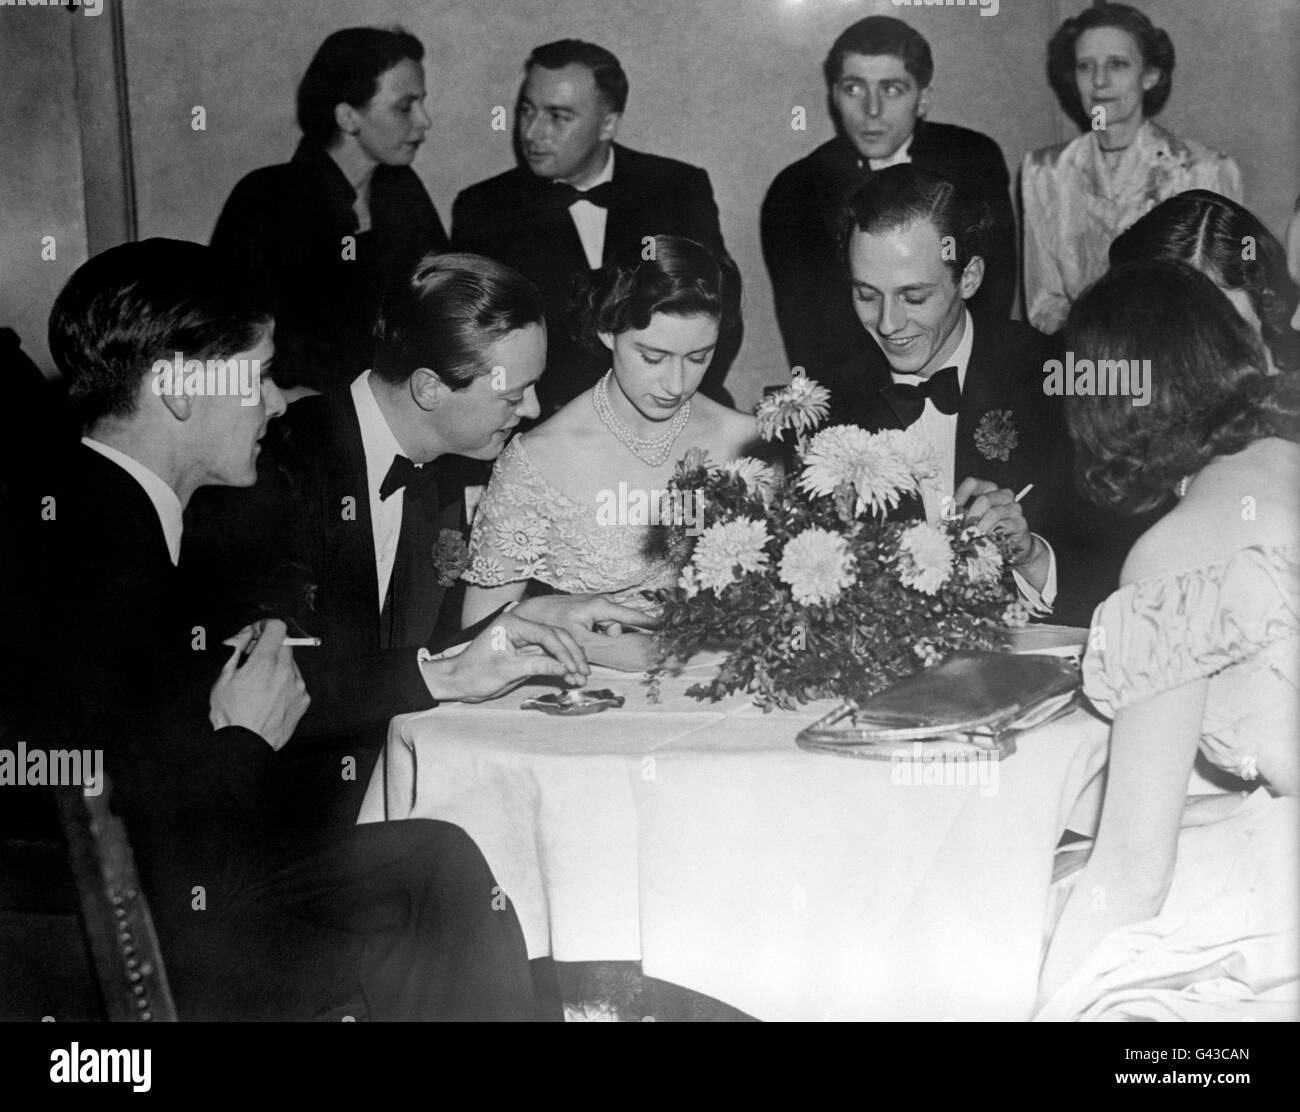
[755,375,831,441]
[690,518,771,594]
[964,536,1004,584]
[494,517,548,561]
[876,428,940,485]
[778,527,856,607]
[678,564,701,599]
[721,457,777,498]
[897,522,954,595]
[799,425,915,517]
[1003,600,1032,628]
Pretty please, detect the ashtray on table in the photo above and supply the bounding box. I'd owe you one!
[520,689,626,716]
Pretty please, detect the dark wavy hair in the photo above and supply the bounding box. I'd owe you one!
[1064,259,1300,515]
[372,252,545,389]
[823,16,934,89]
[575,235,741,349]
[840,164,994,283]
[297,27,424,146]
[526,40,628,113]
[49,239,271,429]
[1110,190,1300,374]
[1048,3,1174,130]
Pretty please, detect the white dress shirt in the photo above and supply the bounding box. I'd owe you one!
[891,311,1057,613]
[566,148,615,270]
[865,134,914,173]
[350,370,412,611]
[82,437,184,566]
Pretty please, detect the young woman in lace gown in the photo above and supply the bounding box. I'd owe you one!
[1035,259,1299,1020]
[460,236,763,625]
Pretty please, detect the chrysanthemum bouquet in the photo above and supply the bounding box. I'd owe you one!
[650,375,1026,710]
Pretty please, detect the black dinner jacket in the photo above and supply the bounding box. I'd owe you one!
[181,389,474,743]
[761,124,1018,383]
[35,446,277,943]
[211,140,450,393]
[819,314,1139,626]
[451,143,731,411]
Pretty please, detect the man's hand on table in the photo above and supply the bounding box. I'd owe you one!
[514,593,659,637]
[420,612,592,703]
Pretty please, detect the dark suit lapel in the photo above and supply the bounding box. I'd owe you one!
[323,392,383,646]
[603,145,640,265]
[955,318,1030,490]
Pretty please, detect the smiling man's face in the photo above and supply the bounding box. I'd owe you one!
[847,219,981,378]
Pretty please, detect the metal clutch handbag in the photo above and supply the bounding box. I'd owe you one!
[796,651,1081,761]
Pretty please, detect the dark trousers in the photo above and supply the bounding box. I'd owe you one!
[162,819,547,1021]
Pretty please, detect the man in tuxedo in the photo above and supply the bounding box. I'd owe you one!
[182,251,647,826]
[822,166,1128,627]
[36,239,592,1019]
[761,15,1017,383]
[452,39,733,412]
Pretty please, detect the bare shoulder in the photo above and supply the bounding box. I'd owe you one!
[1120,439,1299,586]
[691,396,763,460]
[520,391,600,468]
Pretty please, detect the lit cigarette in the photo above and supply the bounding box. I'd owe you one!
[1014,484,1034,503]
[284,637,322,647]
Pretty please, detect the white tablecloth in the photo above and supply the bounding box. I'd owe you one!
[358,658,1110,1021]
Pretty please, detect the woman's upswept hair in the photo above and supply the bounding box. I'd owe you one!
[372,252,544,389]
[574,235,741,348]
[1064,259,1300,515]
[1109,190,1300,374]
[297,27,424,146]
[1047,3,1174,129]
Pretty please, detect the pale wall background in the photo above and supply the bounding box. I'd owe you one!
[3,0,1298,409]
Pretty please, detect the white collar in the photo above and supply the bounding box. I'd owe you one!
[865,134,914,172]
[566,147,615,191]
[81,437,184,565]
[351,370,413,492]
[891,308,974,390]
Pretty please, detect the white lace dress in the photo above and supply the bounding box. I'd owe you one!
[461,436,679,611]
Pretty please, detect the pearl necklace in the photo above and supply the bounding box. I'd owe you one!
[1176,474,1194,499]
[592,371,692,467]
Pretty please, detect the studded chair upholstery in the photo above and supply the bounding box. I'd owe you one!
[53,781,177,1022]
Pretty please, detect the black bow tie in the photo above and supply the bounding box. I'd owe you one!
[549,180,615,210]
[379,455,436,502]
[880,366,960,428]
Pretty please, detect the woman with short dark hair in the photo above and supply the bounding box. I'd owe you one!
[460,235,757,625]
[1021,4,1241,334]
[212,27,448,397]
[1036,259,1298,1020]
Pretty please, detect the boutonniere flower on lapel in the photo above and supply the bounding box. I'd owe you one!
[431,529,471,587]
[974,409,1018,463]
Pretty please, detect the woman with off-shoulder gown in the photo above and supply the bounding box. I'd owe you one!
[1035,259,1298,1021]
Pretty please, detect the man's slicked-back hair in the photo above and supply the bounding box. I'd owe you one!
[526,39,628,113]
[48,238,272,429]
[1110,190,1300,374]
[372,252,545,389]
[823,15,934,89]
[297,26,424,146]
[840,164,994,282]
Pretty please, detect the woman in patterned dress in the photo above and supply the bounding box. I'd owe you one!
[1022,4,1241,334]
[460,236,764,625]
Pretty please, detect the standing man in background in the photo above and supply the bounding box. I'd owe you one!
[453,39,735,412]
[762,15,1017,384]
